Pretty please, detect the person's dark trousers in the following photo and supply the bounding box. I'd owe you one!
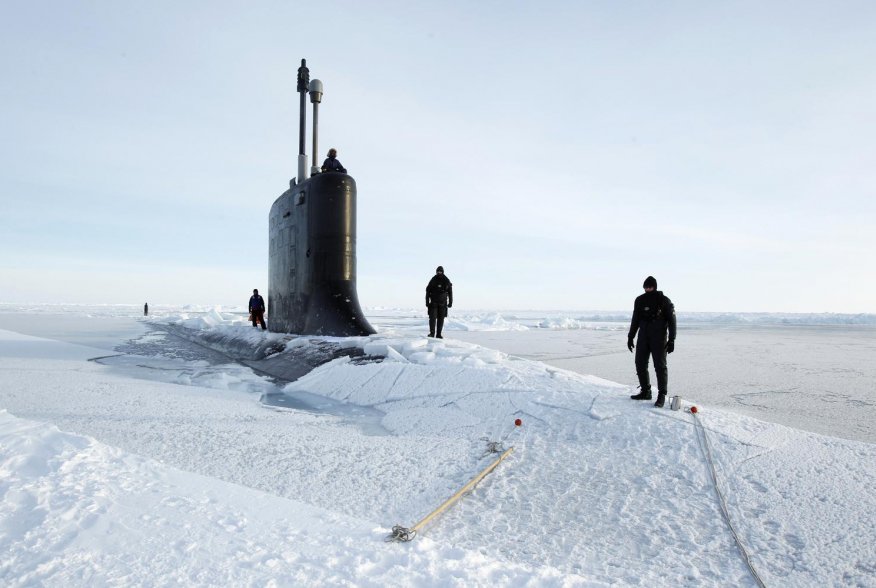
[635,326,668,394]
[252,310,267,330]
[428,306,446,337]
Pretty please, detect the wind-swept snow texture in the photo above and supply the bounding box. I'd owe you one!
[0,308,874,587]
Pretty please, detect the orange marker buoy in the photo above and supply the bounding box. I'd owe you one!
[514,418,522,426]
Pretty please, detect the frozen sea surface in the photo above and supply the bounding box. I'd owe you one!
[1,305,873,443]
[367,309,876,444]
[449,323,876,444]
[0,304,874,586]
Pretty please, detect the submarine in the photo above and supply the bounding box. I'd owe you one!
[268,59,376,336]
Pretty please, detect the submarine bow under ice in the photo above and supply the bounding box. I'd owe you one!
[268,58,375,336]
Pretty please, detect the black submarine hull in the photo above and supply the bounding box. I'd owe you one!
[268,172,375,336]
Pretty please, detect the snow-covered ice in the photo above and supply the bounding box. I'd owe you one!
[0,305,874,586]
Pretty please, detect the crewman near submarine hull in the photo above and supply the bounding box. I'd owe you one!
[426,266,453,338]
[628,276,676,408]
[249,289,267,330]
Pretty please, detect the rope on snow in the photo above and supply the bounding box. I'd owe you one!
[692,411,767,588]
[385,446,515,543]
[388,412,522,542]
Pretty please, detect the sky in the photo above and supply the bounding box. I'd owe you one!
[1,1,875,312]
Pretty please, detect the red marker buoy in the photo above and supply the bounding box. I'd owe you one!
[514,418,522,427]
[690,406,698,414]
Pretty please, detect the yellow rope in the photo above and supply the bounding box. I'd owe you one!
[387,446,515,542]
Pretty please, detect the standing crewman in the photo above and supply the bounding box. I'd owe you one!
[425,266,453,338]
[628,276,676,407]
[249,288,267,330]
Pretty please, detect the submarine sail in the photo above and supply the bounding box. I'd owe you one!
[267,58,376,336]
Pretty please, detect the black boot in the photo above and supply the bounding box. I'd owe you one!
[630,388,652,400]
[654,393,666,408]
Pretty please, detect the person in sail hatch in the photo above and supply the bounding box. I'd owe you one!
[425,266,453,339]
[321,148,347,173]
[628,276,676,407]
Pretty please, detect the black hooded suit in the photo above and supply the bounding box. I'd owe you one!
[628,289,676,395]
[426,270,453,337]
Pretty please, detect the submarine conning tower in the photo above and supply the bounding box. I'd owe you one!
[268,58,376,336]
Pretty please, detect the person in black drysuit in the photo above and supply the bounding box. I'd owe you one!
[426,266,453,338]
[248,288,267,330]
[144,302,148,316]
[321,148,347,173]
[628,276,676,407]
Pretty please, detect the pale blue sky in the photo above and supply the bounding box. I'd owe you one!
[1,1,874,312]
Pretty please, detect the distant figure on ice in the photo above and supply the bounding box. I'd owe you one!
[144,302,148,316]
[628,276,676,408]
[425,266,453,338]
[249,289,267,330]
[321,148,347,173]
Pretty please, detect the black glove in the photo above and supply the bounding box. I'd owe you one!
[665,340,675,354]
[627,336,634,352]
[448,304,452,308]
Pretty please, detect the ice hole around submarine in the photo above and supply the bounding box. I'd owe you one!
[105,321,388,435]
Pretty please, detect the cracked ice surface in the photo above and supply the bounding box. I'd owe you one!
[0,305,874,586]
